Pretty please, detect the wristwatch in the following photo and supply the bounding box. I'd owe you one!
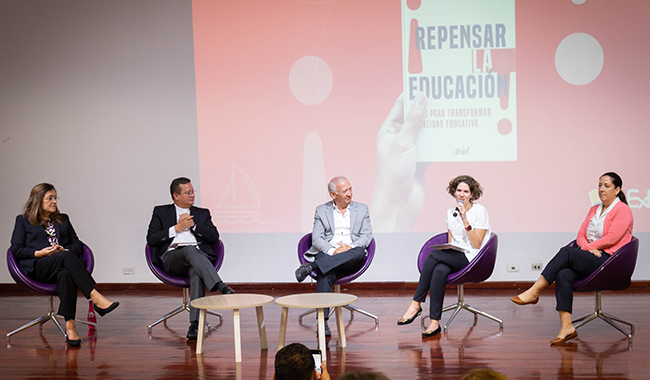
[465,225,472,231]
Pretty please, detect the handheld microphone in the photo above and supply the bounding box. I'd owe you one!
[453,199,463,217]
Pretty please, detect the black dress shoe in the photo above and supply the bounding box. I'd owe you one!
[422,326,441,338]
[187,321,199,341]
[220,284,235,294]
[324,321,331,337]
[317,320,332,337]
[66,337,81,347]
[295,263,313,283]
[94,302,119,317]
[397,307,423,326]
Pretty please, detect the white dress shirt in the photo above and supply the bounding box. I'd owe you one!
[586,197,619,242]
[446,203,491,262]
[166,205,198,251]
[326,203,354,255]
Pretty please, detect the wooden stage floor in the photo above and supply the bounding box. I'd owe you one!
[1,288,648,379]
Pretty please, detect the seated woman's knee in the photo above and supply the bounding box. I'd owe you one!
[56,268,73,282]
[432,263,452,277]
[556,268,575,285]
[59,250,80,263]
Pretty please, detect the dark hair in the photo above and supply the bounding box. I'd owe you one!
[459,369,510,380]
[447,175,483,201]
[336,371,391,380]
[170,177,192,200]
[601,172,627,205]
[23,183,63,226]
[274,343,315,380]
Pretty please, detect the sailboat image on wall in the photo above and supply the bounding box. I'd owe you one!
[215,164,271,232]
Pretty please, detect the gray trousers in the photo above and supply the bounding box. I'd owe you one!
[162,246,222,322]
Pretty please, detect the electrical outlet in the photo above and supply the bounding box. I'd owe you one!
[507,264,519,272]
[123,266,135,275]
[531,263,543,270]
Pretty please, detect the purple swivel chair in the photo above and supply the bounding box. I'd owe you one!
[6,245,97,341]
[568,237,638,343]
[417,233,502,332]
[297,233,378,324]
[145,241,225,333]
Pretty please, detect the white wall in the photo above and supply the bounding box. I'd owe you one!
[0,0,201,283]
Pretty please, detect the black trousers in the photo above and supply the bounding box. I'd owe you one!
[413,249,469,320]
[541,246,608,314]
[162,246,223,323]
[31,251,96,320]
[313,246,366,319]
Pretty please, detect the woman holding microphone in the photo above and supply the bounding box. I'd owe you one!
[397,175,491,337]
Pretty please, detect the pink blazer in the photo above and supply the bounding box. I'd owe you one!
[576,200,634,254]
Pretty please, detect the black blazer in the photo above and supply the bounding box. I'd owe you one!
[146,204,220,267]
[10,214,84,274]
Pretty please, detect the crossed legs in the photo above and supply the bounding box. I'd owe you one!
[162,246,228,323]
[313,247,366,319]
[32,251,116,342]
[513,246,607,342]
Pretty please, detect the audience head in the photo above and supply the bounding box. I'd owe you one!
[336,371,390,380]
[447,175,483,202]
[328,176,352,209]
[459,368,510,380]
[600,172,627,205]
[274,343,316,380]
[24,183,61,225]
[170,177,195,208]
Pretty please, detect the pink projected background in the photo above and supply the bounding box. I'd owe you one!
[192,0,650,234]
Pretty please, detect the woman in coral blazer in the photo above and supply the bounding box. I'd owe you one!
[511,172,634,344]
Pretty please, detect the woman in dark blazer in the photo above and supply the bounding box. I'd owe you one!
[11,183,119,346]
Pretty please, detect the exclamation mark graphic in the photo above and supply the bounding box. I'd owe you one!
[491,49,515,111]
[407,0,422,74]
[409,19,422,74]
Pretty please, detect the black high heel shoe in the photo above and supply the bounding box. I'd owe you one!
[66,337,81,347]
[397,307,423,325]
[94,302,119,317]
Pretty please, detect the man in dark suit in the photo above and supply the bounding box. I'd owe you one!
[294,176,373,336]
[146,177,233,340]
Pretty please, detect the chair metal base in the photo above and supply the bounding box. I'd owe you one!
[572,291,634,343]
[147,288,222,333]
[298,285,379,324]
[421,284,503,333]
[7,296,97,342]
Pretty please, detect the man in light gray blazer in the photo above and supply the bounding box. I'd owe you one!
[295,176,373,335]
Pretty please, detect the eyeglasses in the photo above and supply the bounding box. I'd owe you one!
[44,196,60,202]
[180,190,197,196]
